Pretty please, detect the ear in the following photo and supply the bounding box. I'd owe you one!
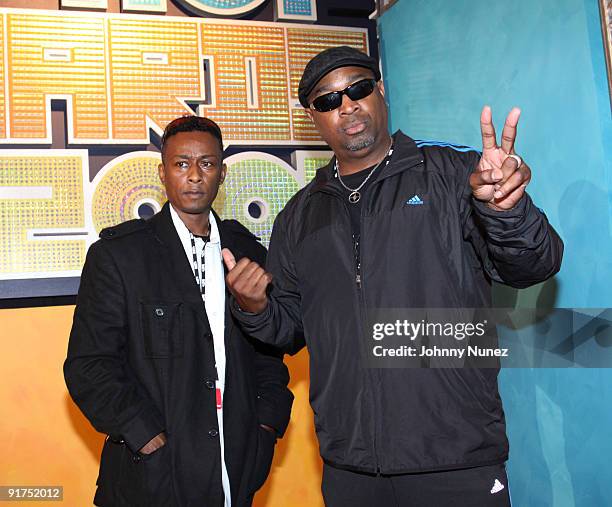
[219,163,227,185]
[158,162,166,185]
[377,79,385,99]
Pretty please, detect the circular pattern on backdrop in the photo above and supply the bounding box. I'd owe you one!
[133,198,162,220]
[175,0,267,17]
[91,152,165,234]
[217,152,299,246]
[244,196,269,223]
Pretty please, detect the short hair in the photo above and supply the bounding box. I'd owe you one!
[161,115,224,159]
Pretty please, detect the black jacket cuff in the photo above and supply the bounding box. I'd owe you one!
[120,407,165,453]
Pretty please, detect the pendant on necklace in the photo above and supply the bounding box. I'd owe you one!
[349,191,361,203]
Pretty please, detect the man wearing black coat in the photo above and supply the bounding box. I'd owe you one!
[64,116,293,507]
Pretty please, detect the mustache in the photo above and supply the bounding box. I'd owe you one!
[340,118,368,131]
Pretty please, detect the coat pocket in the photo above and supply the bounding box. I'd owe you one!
[140,302,183,358]
[96,439,145,507]
[96,437,121,497]
[139,444,173,506]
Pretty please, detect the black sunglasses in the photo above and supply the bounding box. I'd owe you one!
[310,78,378,113]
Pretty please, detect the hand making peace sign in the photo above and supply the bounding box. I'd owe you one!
[470,106,532,211]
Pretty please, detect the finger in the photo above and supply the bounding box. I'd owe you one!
[222,248,236,271]
[500,107,521,154]
[239,261,264,284]
[499,153,521,182]
[494,166,530,200]
[231,263,265,295]
[480,105,497,150]
[254,272,273,294]
[225,257,254,285]
[470,168,503,189]
[493,183,527,210]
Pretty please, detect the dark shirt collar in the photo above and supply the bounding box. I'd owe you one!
[309,131,424,196]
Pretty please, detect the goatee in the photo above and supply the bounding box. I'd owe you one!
[345,134,375,152]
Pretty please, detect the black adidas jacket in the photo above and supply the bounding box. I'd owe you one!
[232,131,563,474]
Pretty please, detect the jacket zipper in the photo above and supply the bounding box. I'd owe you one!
[339,192,382,474]
[315,152,423,474]
[353,234,361,289]
[358,153,423,474]
[354,193,383,475]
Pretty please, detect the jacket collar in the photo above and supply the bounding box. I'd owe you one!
[308,130,424,196]
[149,202,229,249]
[147,203,204,306]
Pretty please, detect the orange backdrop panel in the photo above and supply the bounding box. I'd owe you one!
[0,306,323,506]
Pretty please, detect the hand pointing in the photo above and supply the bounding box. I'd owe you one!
[222,248,272,314]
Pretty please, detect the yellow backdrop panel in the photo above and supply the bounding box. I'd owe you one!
[0,306,323,506]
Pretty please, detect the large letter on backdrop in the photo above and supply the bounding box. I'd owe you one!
[108,17,204,142]
[0,150,90,279]
[4,12,109,143]
[199,21,291,145]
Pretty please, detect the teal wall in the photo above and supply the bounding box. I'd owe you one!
[379,1,612,505]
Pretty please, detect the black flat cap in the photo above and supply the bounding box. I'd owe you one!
[298,46,381,108]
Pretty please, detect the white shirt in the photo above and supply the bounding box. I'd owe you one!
[169,204,231,507]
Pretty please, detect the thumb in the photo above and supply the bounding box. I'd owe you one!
[221,248,236,271]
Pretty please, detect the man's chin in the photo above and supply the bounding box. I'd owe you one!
[173,202,211,215]
[184,207,210,215]
[344,134,376,152]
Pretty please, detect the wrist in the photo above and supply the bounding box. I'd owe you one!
[474,194,528,215]
[236,298,268,315]
[485,201,510,212]
[259,424,278,438]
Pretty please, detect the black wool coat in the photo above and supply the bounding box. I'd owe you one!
[64,203,293,507]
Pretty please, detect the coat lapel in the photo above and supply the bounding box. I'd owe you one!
[148,203,208,321]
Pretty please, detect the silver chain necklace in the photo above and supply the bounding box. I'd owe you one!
[335,142,394,204]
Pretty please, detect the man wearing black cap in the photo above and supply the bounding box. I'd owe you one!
[222,47,563,506]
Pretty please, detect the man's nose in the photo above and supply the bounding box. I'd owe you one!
[187,163,202,182]
[338,93,359,115]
